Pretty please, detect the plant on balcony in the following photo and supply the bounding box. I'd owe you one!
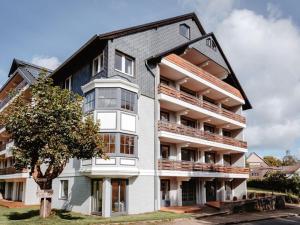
[0,72,104,218]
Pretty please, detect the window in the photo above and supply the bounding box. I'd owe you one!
[160,111,169,122]
[101,133,116,153]
[115,51,134,76]
[203,95,216,105]
[121,89,136,111]
[160,76,170,85]
[60,180,68,199]
[181,148,196,162]
[92,53,104,76]
[120,134,135,155]
[98,88,118,108]
[180,86,196,97]
[64,76,72,90]
[204,123,215,133]
[223,130,232,137]
[160,145,170,159]
[160,179,170,201]
[181,117,196,128]
[84,91,95,112]
[179,24,190,39]
[205,152,215,164]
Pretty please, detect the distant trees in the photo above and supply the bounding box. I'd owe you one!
[263,150,299,167]
[263,156,282,167]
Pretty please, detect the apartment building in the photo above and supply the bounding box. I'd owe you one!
[0,13,251,217]
[0,59,51,204]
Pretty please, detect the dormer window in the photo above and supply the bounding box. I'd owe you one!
[179,24,190,39]
[92,53,104,76]
[64,76,72,90]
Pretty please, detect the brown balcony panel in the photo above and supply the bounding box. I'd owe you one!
[0,167,27,175]
[158,159,249,174]
[158,120,247,149]
[159,84,246,124]
[164,54,243,100]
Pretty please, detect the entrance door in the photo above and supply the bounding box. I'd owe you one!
[15,182,23,202]
[0,182,5,199]
[182,179,196,206]
[91,180,103,215]
[206,181,216,202]
[111,179,127,215]
[6,182,13,200]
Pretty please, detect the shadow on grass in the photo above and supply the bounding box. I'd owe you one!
[6,210,39,220]
[6,209,83,221]
[52,209,84,220]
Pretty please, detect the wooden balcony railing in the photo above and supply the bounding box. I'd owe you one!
[158,159,249,174]
[164,54,243,100]
[158,120,247,149]
[158,84,246,124]
[0,167,27,175]
[0,80,28,110]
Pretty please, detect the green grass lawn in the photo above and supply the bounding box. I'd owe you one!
[248,187,299,198]
[0,206,191,225]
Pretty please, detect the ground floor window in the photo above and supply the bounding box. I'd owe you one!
[91,180,103,214]
[111,179,127,214]
[59,180,69,199]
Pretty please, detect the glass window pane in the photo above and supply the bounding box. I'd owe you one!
[115,53,122,71]
[93,58,99,75]
[125,57,132,75]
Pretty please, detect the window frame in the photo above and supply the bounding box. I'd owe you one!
[115,51,134,77]
[160,145,170,159]
[84,90,95,113]
[64,76,72,91]
[160,111,170,122]
[59,180,69,200]
[121,89,136,112]
[92,53,104,76]
[101,133,116,154]
[120,134,135,155]
[179,24,190,39]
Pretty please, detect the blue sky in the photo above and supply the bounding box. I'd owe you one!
[1,0,300,160]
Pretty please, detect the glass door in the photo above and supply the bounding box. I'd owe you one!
[206,180,216,202]
[111,179,127,215]
[91,180,103,215]
[182,179,196,206]
[15,182,23,202]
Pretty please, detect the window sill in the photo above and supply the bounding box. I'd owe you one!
[115,69,134,77]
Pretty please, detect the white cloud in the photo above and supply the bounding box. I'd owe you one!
[179,0,235,30]
[31,56,60,70]
[215,9,300,150]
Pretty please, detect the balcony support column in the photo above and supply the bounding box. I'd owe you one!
[102,178,111,218]
[199,150,205,163]
[217,180,226,202]
[200,180,206,204]
[176,179,183,207]
[176,144,181,160]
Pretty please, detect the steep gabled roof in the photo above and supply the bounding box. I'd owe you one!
[9,58,52,77]
[51,12,205,79]
[247,152,270,166]
[147,33,252,110]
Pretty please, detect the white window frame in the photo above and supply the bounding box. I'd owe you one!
[64,76,72,90]
[92,52,104,76]
[59,180,69,200]
[115,52,134,77]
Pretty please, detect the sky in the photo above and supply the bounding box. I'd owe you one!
[1,0,300,159]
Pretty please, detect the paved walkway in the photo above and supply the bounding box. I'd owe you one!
[158,205,300,225]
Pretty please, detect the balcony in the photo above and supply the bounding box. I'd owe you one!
[158,120,247,149]
[158,159,249,174]
[161,54,244,105]
[0,79,28,110]
[0,167,27,175]
[159,84,246,124]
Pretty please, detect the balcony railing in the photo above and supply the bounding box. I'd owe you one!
[164,54,243,100]
[0,167,27,175]
[0,80,28,110]
[158,159,249,174]
[158,120,247,149]
[158,84,246,124]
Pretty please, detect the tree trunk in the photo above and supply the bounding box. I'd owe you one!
[40,197,52,218]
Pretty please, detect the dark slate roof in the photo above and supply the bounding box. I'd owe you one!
[147,33,252,110]
[0,59,52,93]
[50,12,205,80]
